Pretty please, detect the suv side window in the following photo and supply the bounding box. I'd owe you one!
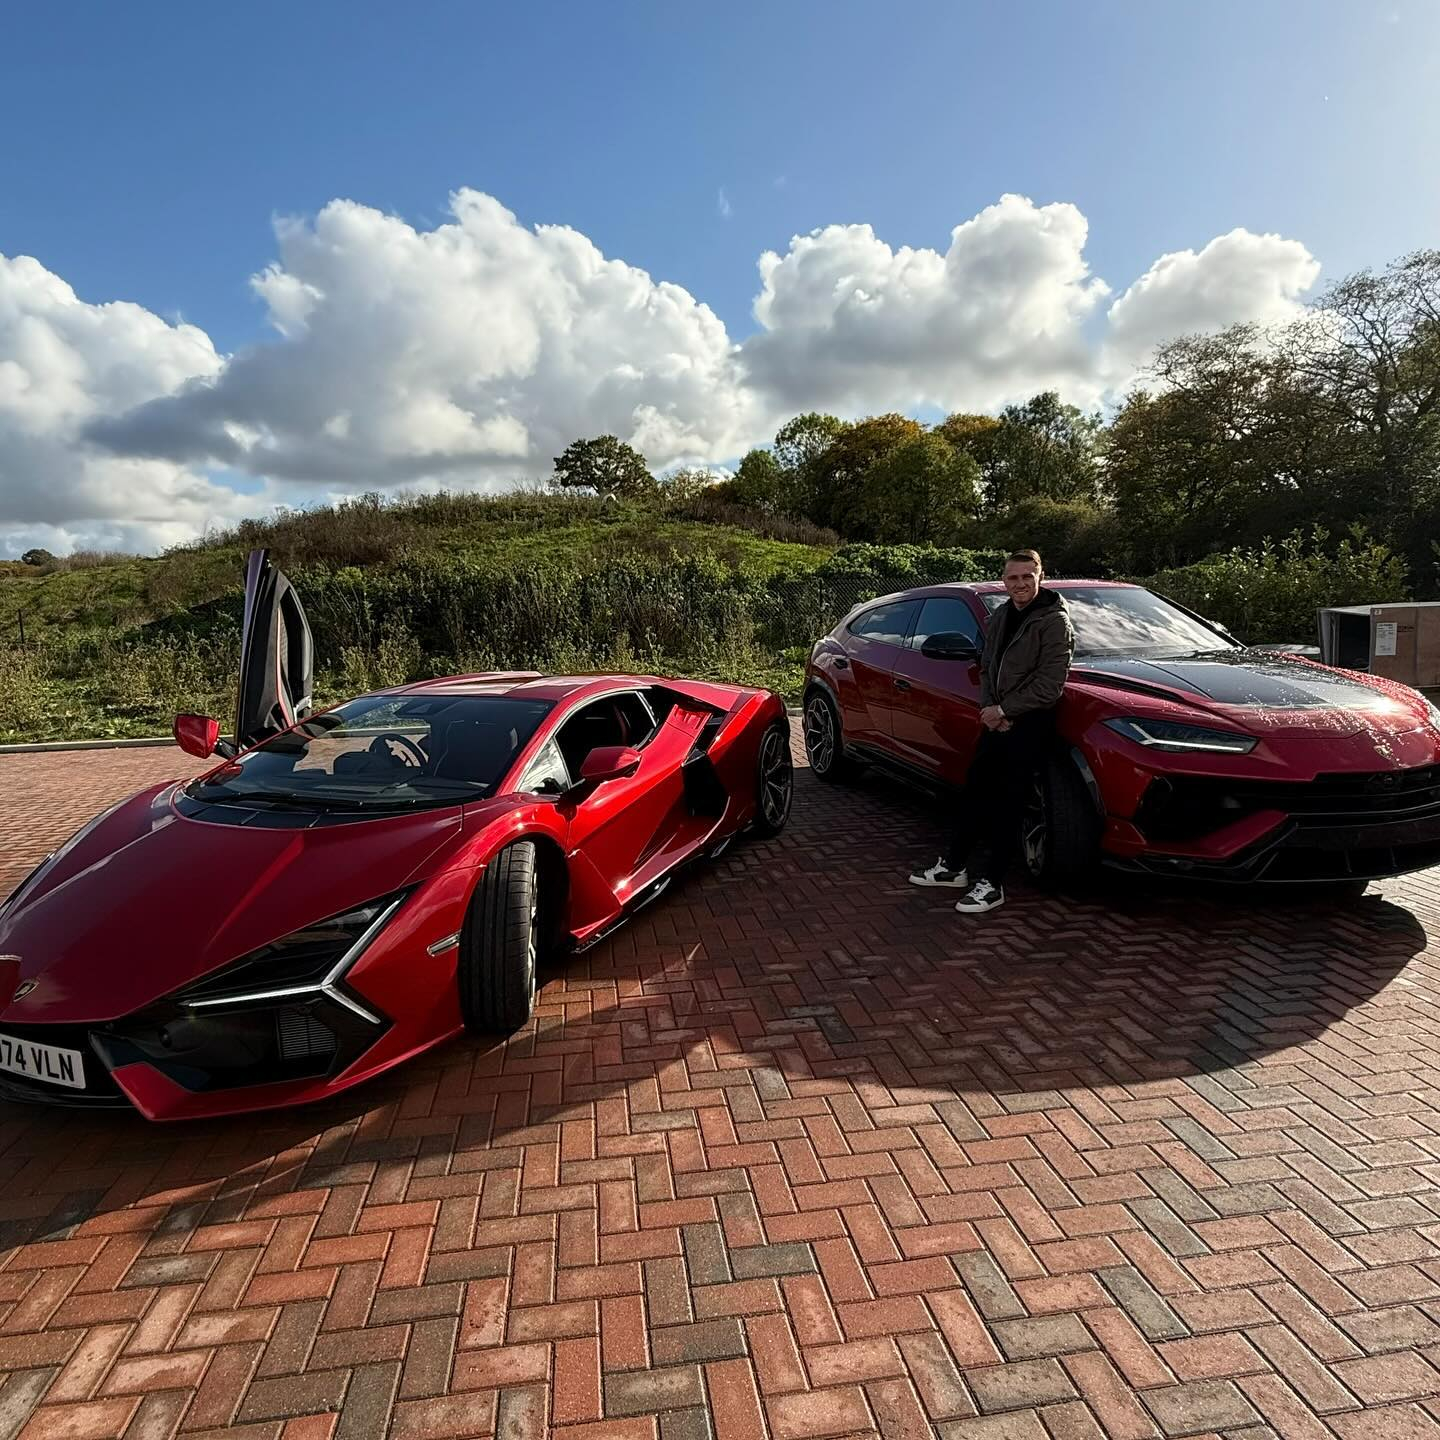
[846,600,918,647]
[910,597,983,651]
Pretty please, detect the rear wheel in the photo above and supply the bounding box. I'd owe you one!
[803,688,856,783]
[1022,754,1102,889]
[751,721,794,837]
[459,841,544,1034]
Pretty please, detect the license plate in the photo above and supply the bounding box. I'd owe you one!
[0,1032,86,1090]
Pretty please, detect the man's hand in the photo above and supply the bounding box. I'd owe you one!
[979,705,1007,731]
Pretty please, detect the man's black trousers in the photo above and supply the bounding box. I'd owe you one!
[943,709,1056,885]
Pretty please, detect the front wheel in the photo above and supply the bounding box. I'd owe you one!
[751,720,794,837]
[459,841,544,1034]
[1022,754,1102,889]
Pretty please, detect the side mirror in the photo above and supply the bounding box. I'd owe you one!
[920,632,980,662]
[174,714,236,760]
[579,745,642,785]
[174,714,219,758]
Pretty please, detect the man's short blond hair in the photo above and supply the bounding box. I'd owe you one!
[1005,549,1043,571]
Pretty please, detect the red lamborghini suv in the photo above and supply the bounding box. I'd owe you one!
[804,579,1440,891]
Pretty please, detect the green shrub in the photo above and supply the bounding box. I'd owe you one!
[0,646,52,735]
[984,497,1119,577]
[11,520,1411,746]
[1142,528,1409,644]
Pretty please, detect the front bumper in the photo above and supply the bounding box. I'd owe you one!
[1108,760,1440,882]
[0,990,390,1116]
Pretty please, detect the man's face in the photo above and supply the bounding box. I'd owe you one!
[1003,560,1041,607]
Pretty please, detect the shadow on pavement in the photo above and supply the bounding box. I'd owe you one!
[0,765,1430,1251]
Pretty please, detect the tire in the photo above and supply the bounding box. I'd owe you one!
[751,720,795,837]
[458,841,544,1034]
[1022,753,1102,889]
[803,687,857,783]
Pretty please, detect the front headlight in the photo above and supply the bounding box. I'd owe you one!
[1105,717,1258,754]
[174,890,408,1020]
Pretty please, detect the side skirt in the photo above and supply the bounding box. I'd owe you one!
[567,851,712,956]
[848,741,953,796]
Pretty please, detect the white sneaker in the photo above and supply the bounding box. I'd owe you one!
[955,880,1004,913]
[909,857,969,888]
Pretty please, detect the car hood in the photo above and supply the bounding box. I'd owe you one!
[0,781,466,1024]
[1070,650,1435,739]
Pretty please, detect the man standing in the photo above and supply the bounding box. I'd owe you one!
[910,549,1074,913]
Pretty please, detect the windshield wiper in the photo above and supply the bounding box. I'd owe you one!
[375,776,491,798]
[190,783,372,812]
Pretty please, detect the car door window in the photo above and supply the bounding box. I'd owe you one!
[517,736,572,796]
[555,692,650,777]
[847,600,919,647]
[612,692,658,747]
[910,597,982,651]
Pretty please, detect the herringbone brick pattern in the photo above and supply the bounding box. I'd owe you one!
[3,729,1440,1439]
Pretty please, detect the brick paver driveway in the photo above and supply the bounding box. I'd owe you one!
[3,729,1440,1440]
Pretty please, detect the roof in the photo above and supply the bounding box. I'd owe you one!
[396,673,655,702]
[963,578,1140,594]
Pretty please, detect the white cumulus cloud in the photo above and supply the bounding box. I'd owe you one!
[1,189,1325,554]
[0,253,273,558]
[91,190,763,492]
[743,194,1112,415]
[1101,228,1322,379]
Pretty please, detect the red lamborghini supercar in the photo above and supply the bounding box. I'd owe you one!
[804,579,1440,891]
[0,551,792,1119]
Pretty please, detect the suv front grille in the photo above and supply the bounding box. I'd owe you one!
[1137,763,1440,843]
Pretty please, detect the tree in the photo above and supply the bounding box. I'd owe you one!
[725,449,785,511]
[988,496,1114,576]
[809,413,925,536]
[1279,249,1440,580]
[858,433,980,544]
[658,467,715,503]
[771,412,845,519]
[1106,327,1361,569]
[773,412,845,473]
[986,392,1103,513]
[552,435,656,498]
[934,412,1002,454]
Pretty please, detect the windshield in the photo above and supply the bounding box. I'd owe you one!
[981,586,1238,659]
[186,692,553,811]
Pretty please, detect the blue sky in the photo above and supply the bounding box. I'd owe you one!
[2,1,1438,554]
[6,1,1436,350]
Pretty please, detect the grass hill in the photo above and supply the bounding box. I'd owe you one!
[4,488,1403,747]
[0,492,833,643]
[0,491,1002,744]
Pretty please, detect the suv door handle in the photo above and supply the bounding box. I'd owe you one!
[893,678,911,691]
